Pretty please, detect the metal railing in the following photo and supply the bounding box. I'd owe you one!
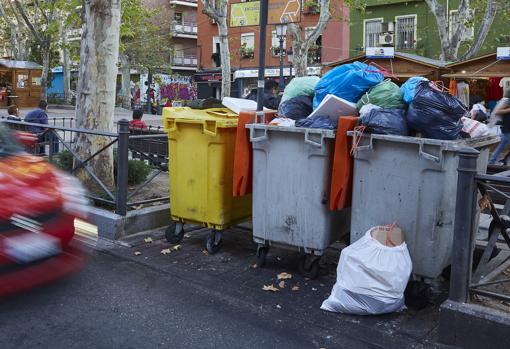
[449,149,510,304]
[171,55,198,67]
[172,21,198,36]
[1,118,169,216]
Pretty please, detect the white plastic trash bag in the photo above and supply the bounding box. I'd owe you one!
[269,117,296,127]
[461,117,490,138]
[321,227,412,315]
[359,104,382,119]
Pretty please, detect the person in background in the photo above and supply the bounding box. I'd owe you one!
[24,100,59,155]
[129,109,148,129]
[245,79,281,110]
[24,100,48,133]
[489,90,510,165]
[470,100,488,123]
[7,105,21,120]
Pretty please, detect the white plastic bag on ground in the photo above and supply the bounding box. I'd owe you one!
[321,227,412,315]
[461,117,490,138]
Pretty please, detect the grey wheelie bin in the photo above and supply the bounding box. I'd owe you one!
[349,133,498,281]
[248,124,350,278]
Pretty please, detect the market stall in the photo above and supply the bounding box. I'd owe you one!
[0,59,43,108]
[443,53,510,111]
[326,51,447,81]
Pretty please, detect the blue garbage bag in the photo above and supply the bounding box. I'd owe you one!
[361,108,408,136]
[295,115,337,130]
[407,81,467,140]
[313,62,384,108]
[278,95,313,120]
[401,76,429,104]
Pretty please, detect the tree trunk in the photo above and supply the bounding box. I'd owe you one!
[62,29,72,104]
[218,21,230,98]
[120,54,131,109]
[462,0,498,60]
[292,42,308,77]
[40,42,50,101]
[288,0,330,77]
[74,0,121,192]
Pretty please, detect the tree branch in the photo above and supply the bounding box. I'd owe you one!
[462,0,498,60]
[13,0,44,44]
[305,0,331,47]
[201,0,222,23]
[34,0,50,24]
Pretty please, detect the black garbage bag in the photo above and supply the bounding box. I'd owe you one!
[295,115,337,130]
[278,95,313,120]
[407,82,467,140]
[188,98,224,109]
[361,108,408,136]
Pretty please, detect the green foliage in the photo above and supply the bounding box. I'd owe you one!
[120,0,173,74]
[127,160,152,185]
[55,150,74,172]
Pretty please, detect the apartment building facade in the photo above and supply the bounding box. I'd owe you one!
[196,0,350,99]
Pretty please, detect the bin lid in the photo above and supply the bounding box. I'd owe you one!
[247,124,336,138]
[162,107,239,128]
[346,132,499,150]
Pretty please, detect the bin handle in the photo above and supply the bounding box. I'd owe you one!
[304,129,325,147]
[249,126,268,142]
[165,119,177,133]
[419,142,442,164]
[353,135,374,152]
[203,120,217,137]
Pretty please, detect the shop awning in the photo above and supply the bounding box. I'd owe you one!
[0,59,42,70]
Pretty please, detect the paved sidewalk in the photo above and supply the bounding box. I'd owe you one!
[98,224,446,348]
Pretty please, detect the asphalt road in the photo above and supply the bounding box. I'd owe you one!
[0,250,372,349]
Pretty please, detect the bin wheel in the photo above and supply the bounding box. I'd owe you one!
[298,255,320,279]
[256,245,269,268]
[165,222,184,244]
[206,230,223,254]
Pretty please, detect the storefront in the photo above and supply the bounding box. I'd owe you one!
[194,71,225,99]
[0,59,43,108]
[234,66,322,98]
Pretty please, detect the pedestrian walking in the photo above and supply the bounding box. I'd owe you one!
[489,90,510,165]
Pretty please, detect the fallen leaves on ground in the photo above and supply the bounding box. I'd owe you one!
[276,304,282,309]
[278,281,286,289]
[172,245,182,251]
[250,263,258,269]
[160,248,171,255]
[262,284,280,292]
[291,285,300,291]
[312,287,318,291]
[202,250,209,256]
[144,237,153,243]
[277,272,292,280]
[134,251,142,256]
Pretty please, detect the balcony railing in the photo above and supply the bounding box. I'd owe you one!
[172,21,198,36]
[171,55,198,67]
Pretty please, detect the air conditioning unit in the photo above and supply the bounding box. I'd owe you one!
[380,22,395,33]
[379,33,394,45]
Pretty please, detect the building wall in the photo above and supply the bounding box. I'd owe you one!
[197,0,350,71]
[349,0,509,60]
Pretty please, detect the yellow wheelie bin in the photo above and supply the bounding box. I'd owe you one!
[162,107,251,254]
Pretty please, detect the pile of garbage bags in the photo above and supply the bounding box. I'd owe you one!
[271,60,489,140]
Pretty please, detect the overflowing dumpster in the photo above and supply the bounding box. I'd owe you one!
[349,133,498,279]
[162,107,251,254]
[247,124,351,278]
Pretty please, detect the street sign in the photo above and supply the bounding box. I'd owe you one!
[230,1,260,27]
[497,47,510,60]
[366,47,395,59]
[230,0,301,27]
[268,0,301,24]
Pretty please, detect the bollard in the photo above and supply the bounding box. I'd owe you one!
[116,119,129,216]
[48,131,55,163]
[449,148,480,303]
